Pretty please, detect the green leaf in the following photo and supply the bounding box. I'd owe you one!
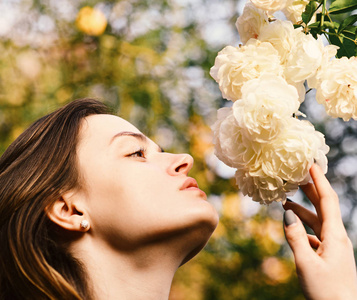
[315,12,322,23]
[338,15,357,33]
[307,21,320,29]
[302,1,318,24]
[322,21,338,30]
[308,21,340,35]
[329,29,357,58]
[342,25,357,35]
[329,0,357,14]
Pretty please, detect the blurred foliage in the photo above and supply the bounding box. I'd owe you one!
[1,0,356,299]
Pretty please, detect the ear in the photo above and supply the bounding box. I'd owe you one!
[46,191,90,232]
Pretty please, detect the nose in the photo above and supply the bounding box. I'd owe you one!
[168,153,194,176]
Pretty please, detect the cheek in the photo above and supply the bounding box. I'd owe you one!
[83,164,218,248]
[85,174,166,245]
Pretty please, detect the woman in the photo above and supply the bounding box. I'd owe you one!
[0,98,218,299]
[0,98,355,299]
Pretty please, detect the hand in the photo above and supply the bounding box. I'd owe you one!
[283,164,357,300]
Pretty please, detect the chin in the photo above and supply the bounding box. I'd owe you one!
[190,201,220,231]
[179,223,217,266]
[179,207,219,266]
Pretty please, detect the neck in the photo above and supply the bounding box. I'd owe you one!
[73,237,183,300]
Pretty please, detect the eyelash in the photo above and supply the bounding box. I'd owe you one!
[128,147,146,159]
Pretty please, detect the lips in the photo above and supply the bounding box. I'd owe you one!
[180,177,199,190]
[179,177,207,199]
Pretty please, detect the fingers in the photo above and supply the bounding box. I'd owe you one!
[309,164,334,200]
[307,234,321,249]
[283,210,316,261]
[300,183,322,219]
[283,200,321,239]
[308,164,344,232]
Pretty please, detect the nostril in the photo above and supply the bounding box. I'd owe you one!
[175,163,188,173]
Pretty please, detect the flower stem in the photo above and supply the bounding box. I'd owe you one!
[321,0,327,29]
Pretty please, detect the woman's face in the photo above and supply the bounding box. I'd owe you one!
[76,114,218,251]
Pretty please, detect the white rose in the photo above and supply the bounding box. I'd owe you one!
[282,0,309,24]
[211,107,234,167]
[236,2,269,44]
[233,74,300,143]
[315,57,357,121]
[212,107,261,168]
[289,80,306,103]
[284,31,325,83]
[210,39,283,101]
[258,20,296,63]
[258,20,307,102]
[283,0,322,24]
[235,168,298,204]
[261,117,329,184]
[307,44,339,89]
[251,0,288,12]
[259,21,326,83]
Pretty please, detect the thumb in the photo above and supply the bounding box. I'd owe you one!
[283,210,315,261]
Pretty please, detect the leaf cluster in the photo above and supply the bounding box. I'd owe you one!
[300,0,357,57]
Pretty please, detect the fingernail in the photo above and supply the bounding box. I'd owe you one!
[284,210,297,227]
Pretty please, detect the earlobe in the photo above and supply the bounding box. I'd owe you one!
[46,195,90,232]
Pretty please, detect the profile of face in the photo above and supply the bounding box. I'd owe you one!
[73,114,219,258]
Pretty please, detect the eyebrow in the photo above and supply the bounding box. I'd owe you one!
[110,131,147,144]
[110,131,164,152]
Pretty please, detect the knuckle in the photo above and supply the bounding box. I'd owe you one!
[344,236,353,248]
[322,191,338,203]
[329,229,352,246]
[330,190,338,200]
[286,227,305,244]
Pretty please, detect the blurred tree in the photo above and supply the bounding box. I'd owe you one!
[0,0,355,299]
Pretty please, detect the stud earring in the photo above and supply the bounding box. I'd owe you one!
[80,220,89,229]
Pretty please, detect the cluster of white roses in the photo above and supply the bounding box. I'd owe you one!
[210,0,357,204]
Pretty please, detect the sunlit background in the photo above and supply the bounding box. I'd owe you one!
[1,0,356,299]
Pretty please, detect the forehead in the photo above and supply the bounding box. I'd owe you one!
[79,114,141,144]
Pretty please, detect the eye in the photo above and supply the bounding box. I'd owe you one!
[128,147,146,158]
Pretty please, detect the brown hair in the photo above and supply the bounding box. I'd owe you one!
[0,98,109,299]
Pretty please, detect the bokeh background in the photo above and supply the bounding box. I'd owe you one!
[1,0,356,299]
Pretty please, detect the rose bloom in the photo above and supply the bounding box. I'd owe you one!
[261,117,329,185]
[283,0,322,25]
[235,168,298,204]
[282,0,309,24]
[284,31,325,83]
[258,20,296,64]
[210,39,283,101]
[315,57,357,121]
[211,107,237,168]
[258,21,325,83]
[251,0,288,12]
[233,74,300,143]
[212,107,261,169]
[235,117,328,204]
[236,2,269,44]
[307,45,338,89]
[289,80,306,103]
